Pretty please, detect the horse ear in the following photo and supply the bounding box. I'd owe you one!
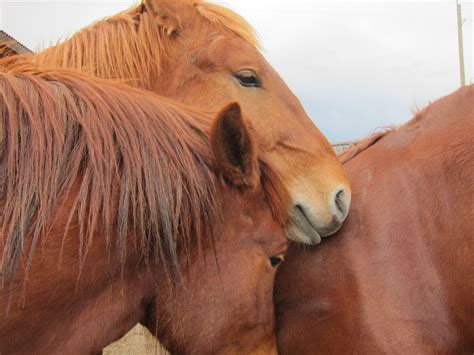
[211,103,259,188]
[142,0,179,36]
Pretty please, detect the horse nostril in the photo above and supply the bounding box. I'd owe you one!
[335,189,346,215]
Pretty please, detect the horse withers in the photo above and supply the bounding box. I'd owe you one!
[0,64,289,353]
[28,0,351,245]
[275,85,474,353]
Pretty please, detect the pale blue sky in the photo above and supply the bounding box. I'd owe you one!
[1,0,472,142]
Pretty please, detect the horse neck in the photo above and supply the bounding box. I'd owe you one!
[46,259,153,354]
[0,197,155,354]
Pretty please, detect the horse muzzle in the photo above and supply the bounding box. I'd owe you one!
[286,187,351,245]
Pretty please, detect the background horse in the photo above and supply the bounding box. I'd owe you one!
[275,85,474,353]
[0,64,289,354]
[20,0,351,245]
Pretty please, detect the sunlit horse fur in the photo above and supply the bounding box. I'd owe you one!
[22,0,351,245]
[0,62,291,354]
[275,85,474,353]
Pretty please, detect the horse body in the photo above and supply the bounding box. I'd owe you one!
[25,0,351,245]
[275,85,474,353]
[0,65,289,353]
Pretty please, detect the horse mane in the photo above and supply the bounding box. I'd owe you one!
[24,0,258,89]
[338,128,395,164]
[0,60,288,289]
[0,60,215,287]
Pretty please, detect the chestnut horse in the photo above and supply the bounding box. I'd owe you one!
[21,0,351,245]
[0,63,290,353]
[275,85,474,353]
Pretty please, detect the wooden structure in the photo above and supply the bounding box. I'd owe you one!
[0,31,32,57]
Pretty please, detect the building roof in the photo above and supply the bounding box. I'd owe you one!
[0,30,33,55]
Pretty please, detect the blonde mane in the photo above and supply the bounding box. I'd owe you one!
[26,1,258,89]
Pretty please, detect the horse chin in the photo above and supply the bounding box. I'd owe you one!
[322,221,343,237]
[285,220,322,246]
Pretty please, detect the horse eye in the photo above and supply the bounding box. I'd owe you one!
[234,70,261,87]
[269,255,283,267]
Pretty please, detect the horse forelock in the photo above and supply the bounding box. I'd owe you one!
[29,0,259,88]
[193,1,259,48]
[0,61,220,288]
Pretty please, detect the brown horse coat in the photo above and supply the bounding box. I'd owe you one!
[275,85,474,353]
[0,63,289,354]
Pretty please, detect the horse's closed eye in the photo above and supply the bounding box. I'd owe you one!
[269,255,284,267]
